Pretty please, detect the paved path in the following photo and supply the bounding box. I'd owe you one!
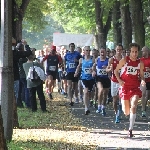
[69,101,150,149]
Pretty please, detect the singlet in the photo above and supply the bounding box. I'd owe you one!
[46,55,59,72]
[81,57,94,80]
[140,57,150,82]
[96,57,109,78]
[111,56,120,83]
[120,56,140,88]
[65,51,82,73]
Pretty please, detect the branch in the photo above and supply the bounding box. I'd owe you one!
[104,10,112,35]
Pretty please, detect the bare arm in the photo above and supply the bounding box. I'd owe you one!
[140,61,145,84]
[114,58,126,86]
[74,58,82,76]
[106,57,113,73]
[92,57,98,72]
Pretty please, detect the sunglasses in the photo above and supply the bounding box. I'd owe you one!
[86,50,91,51]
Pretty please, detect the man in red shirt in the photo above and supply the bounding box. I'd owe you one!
[140,46,150,117]
[42,45,62,99]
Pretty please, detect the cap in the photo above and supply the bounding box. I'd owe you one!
[51,45,56,51]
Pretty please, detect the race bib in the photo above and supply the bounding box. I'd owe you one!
[49,66,56,71]
[69,63,75,69]
[97,69,107,75]
[144,72,150,78]
[126,66,138,75]
[84,68,92,74]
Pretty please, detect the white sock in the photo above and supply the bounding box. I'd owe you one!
[98,105,101,110]
[85,107,88,111]
[101,105,105,109]
[116,110,120,117]
[119,101,121,105]
[129,113,136,130]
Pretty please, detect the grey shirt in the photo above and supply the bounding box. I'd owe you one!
[23,61,44,88]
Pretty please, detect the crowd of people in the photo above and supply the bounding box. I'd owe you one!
[12,38,150,138]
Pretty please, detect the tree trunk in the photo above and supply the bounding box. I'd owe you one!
[112,1,122,48]
[1,0,14,141]
[120,0,132,49]
[130,0,145,48]
[95,0,112,48]
[0,107,8,150]
[12,0,30,41]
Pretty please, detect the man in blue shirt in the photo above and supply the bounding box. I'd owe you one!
[64,43,82,106]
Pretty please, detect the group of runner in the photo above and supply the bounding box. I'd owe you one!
[40,43,150,137]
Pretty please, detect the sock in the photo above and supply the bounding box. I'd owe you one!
[101,105,105,109]
[98,105,101,110]
[116,110,120,117]
[85,107,88,111]
[129,113,136,130]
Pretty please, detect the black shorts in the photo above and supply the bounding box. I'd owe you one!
[47,71,57,80]
[146,82,150,90]
[66,72,78,82]
[96,76,111,88]
[81,79,95,92]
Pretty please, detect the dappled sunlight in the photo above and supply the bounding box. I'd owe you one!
[12,128,150,149]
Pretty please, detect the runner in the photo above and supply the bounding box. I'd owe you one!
[92,47,110,116]
[114,43,145,137]
[74,46,95,114]
[106,43,123,123]
[140,46,150,117]
[64,43,82,106]
[42,45,62,99]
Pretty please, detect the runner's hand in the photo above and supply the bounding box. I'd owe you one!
[119,79,125,86]
[141,79,146,87]
[92,71,96,77]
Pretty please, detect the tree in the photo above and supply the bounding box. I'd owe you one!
[112,1,122,48]
[130,0,145,48]
[0,107,8,150]
[120,0,132,49]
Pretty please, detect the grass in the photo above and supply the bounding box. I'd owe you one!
[7,91,96,150]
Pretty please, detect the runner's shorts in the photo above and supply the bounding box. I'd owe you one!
[66,72,78,82]
[111,80,120,97]
[81,79,95,92]
[96,77,111,88]
[119,86,142,100]
[47,71,57,80]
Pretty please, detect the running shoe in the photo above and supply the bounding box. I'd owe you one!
[115,115,120,123]
[69,101,74,106]
[96,109,101,113]
[64,93,67,98]
[85,110,90,115]
[101,108,106,116]
[142,111,146,117]
[128,130,133,138]
[74,98,79,104]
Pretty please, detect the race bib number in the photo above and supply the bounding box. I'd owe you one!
[126,66,137,75]
[144,72,150,78]
[97,69,107,75]
[69,63,75,69]
[49,66,56,71]
[84,68,92,74]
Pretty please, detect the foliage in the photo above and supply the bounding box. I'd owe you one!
[7,92,96,150]
[22,16,65,49]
